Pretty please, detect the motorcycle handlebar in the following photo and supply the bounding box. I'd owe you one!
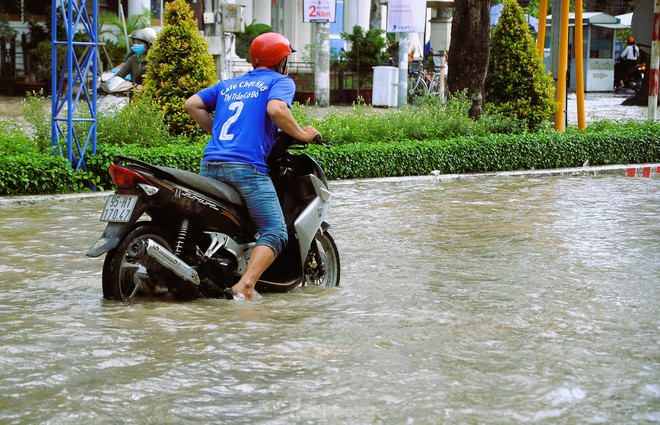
[312,134,330,149]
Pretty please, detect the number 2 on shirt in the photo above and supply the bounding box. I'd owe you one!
[219,101,244,141]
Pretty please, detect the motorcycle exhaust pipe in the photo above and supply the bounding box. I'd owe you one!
[127,238,200,286]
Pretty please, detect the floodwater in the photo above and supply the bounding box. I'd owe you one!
[0,173,658,424]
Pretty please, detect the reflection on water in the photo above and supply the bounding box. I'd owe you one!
[0,175,658,424]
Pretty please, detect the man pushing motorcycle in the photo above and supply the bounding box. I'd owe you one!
[185,32,320,301]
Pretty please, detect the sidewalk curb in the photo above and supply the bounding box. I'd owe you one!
[1,163,658,207]
[332,163,660,185]
[0,191,107,207]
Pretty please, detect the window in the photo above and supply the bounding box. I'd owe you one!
[589,27,614,59]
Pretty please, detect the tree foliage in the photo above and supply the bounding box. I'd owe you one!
[235,20,272,62]
[338,26,387,85]
[485,0,556,130]
[142,0,216,136]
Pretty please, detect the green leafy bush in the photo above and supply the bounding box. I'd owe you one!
[338,26,387,87]
[97,98,175,147]
[235,20,272,62]
[2,90,659,196]
[142,0,217,136]
[0,154,74,195]
[486,0,556,130]
[85,141,206,189]
[0,121,658,196]
[308,120,660,179]
[0,120,39,155]
[305,94,529,146]
[21,91,51,151]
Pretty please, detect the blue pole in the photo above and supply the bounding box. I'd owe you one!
[51,0,98,175]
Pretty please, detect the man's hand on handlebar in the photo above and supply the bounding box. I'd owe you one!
[301,125,321,144]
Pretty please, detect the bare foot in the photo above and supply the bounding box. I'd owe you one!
[231,281,254,301]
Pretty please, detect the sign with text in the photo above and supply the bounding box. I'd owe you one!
[303,0,337,23]
[387,0,426,33]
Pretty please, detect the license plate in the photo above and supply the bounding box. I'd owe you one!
[100,194,138,222]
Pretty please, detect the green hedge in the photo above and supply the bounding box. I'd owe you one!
[1,121,659,196]
[0,155,75,195]
[309,122,660,179]
[86,143,206,190]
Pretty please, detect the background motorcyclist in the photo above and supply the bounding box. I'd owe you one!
[615,37,639,90]
[115,27,157,91]
[184,32,320,301]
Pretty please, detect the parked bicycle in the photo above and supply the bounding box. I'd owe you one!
[407,63,447,102]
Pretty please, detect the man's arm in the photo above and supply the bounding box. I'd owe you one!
[185,94,214,134]
[266,99,319,142]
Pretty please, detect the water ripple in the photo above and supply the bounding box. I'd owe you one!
[0,176,657,424]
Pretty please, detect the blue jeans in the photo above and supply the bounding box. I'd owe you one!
[200,161,288,257]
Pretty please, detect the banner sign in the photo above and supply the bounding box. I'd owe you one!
[303,0,337,23]
[387,0,426,33]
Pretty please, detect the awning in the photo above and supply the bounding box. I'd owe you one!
[546,12,621,27]
[592,23,628,29]
[616,12,633,27]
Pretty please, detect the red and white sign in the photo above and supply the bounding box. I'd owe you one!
[303,0,337,23]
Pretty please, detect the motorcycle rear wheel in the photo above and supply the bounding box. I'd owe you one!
[303,230,340,288]
[102,223,174,301]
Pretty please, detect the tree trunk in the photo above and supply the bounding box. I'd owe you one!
[370,0,382,30]
[448,0,491,119]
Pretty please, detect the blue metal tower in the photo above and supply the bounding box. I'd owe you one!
[51,0,98,173]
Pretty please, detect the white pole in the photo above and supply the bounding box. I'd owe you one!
[315,22,330,107]
[397,32,409,107]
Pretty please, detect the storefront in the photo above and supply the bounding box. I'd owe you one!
[544,12,624,92]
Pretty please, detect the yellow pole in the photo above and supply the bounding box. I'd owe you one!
[537,0,548,59]
[554,0,570,131]
[575,0,585,129]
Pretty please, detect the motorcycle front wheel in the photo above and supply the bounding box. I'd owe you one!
[102,223,174,301]
[303,230,340,288]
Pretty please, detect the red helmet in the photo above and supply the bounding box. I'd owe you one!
[249,32,295,68]
[628,37,635,44]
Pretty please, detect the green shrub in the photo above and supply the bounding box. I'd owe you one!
[86,141,206,189]
[486,0,556,130]
[97,98,174,147]
[308,94,529,146]
[338,26,387,87]
[21,91,51,151]
[235,20,272,62]
[1,93,659,197]
[0,154,75,195]
[142,0,217,137]
[307,120,660,179]
[0,120,39,155]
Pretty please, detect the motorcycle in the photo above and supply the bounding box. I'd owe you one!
[87,133,340,301]
[624,63,646,91]
[617,62,646,92]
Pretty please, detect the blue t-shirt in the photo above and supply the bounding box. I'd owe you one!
[197,69,295,174]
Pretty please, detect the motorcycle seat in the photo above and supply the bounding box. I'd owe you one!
[157,166,245,208]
